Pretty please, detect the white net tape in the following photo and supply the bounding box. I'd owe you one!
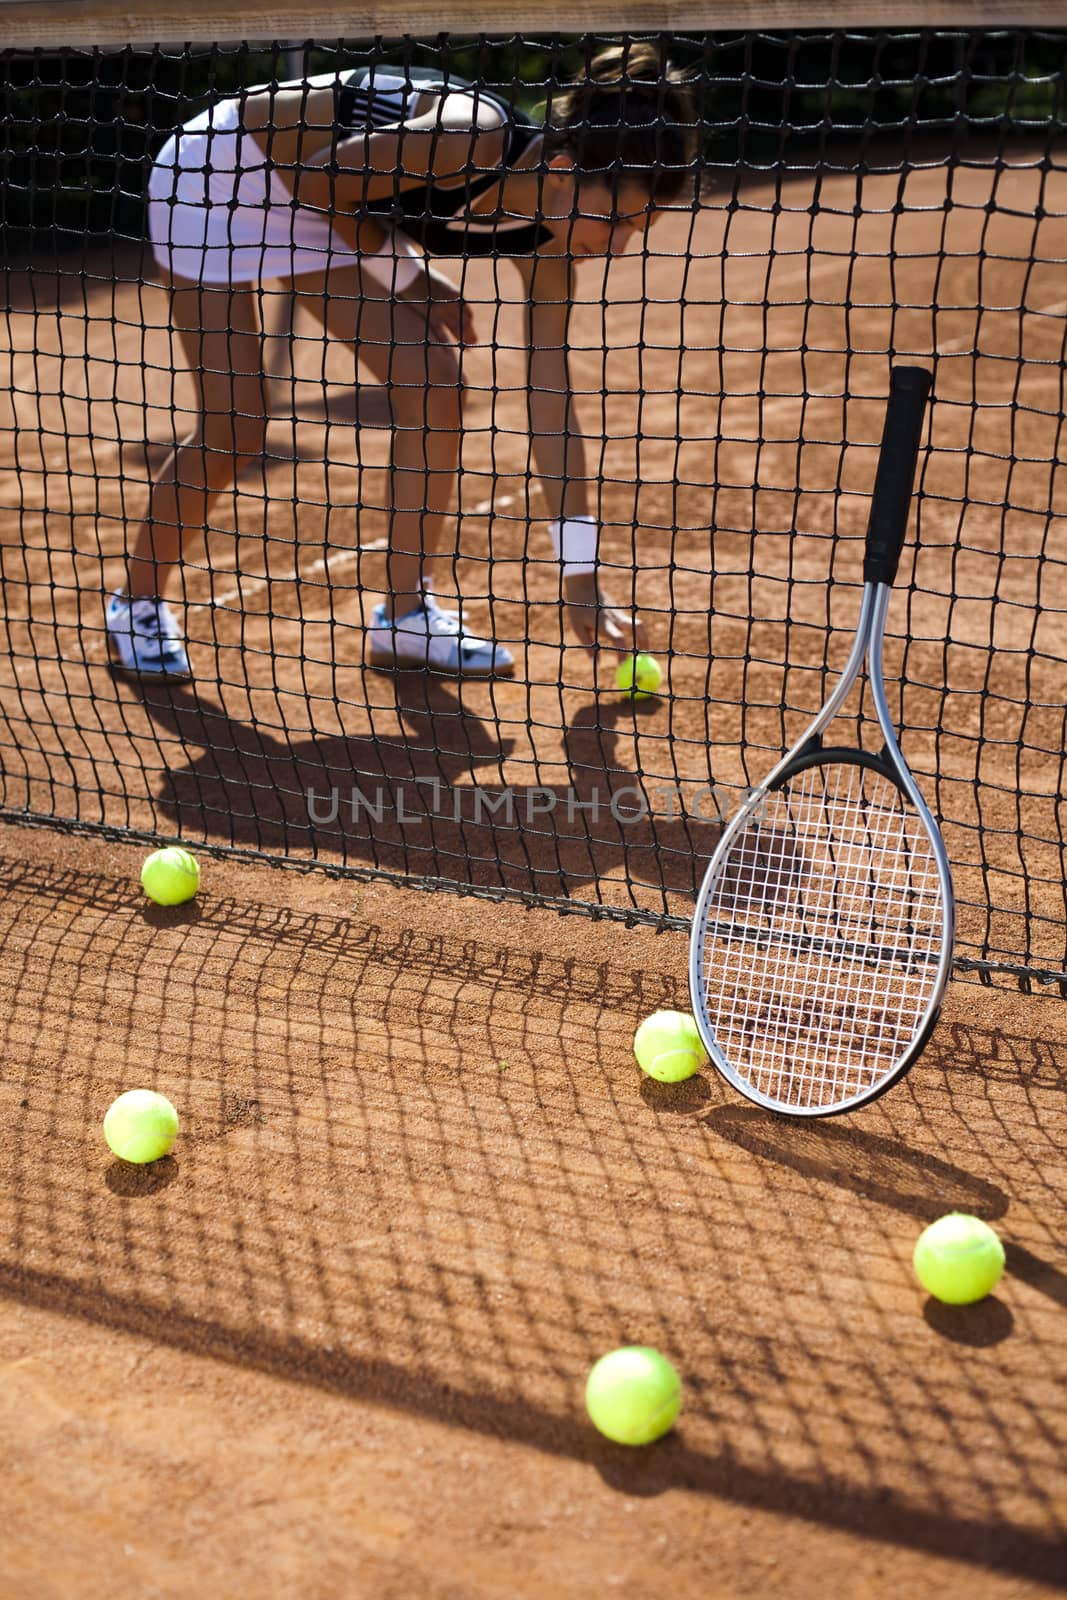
[698,762,945,1110]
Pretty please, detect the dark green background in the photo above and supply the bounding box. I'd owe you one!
[1,30,1064,258]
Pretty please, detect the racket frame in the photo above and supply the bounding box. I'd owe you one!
[689,371,955,1117]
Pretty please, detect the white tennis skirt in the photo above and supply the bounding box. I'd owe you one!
[147,95,365,284]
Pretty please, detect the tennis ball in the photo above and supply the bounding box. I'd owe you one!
[615,653,662,700]
[103,1089,179,1165]
[633,1009,708,1083]
[913,1213,1006,1305]
[586,1346,682,1446]
[141,847,200,906]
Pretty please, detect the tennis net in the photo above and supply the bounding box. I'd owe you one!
[0,8,1065,990]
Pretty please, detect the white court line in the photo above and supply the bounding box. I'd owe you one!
[726,297,1067,404]
[936,300,1067,356]
[206,543,371,611]
[203,495,516,610]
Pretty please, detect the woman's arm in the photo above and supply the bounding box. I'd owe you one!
[291,95,508,217]
[520,254,590,524]
[516,253,646,658]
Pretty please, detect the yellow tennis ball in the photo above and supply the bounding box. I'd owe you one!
[586,1346,682,1446]
[103,1089,179,1165]
[141,847,200,906]
[633,1009,708,1083]
[913,1213,1006,1305]
[615,652,662,700]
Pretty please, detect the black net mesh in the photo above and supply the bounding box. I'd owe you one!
[0,29,1064,989]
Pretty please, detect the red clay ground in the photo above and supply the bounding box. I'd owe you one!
[1,822,1066,1598]
[1,141,1066,1596]
[2,153,1066,974]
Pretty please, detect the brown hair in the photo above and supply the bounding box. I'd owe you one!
[544,41,698,202]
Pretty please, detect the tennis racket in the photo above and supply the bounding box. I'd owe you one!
[689,366,953,1117]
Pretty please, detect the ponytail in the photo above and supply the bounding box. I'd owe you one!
[545,41,698,201]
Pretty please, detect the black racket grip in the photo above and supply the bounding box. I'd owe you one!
[863,365,933,586]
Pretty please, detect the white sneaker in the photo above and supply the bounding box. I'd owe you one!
[420,575,469,623]
[105,592,191,680]
[366,601,514,678]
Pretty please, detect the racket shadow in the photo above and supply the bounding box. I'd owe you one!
[1003,1242,1067,1311]
[704,1106,1023,1347]
[704,1108,1067,1321]
[701,1103,1008,1221]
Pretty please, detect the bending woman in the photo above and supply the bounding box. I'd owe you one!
[106,43,697,680]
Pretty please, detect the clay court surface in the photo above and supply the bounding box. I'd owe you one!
[1,151,1066,1594]
[1,825,1066,1597]
[2,155,1065,961]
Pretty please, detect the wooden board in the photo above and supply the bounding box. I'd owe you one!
[1,0,1064,50]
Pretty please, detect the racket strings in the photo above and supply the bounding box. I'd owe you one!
[700,764,944,1110]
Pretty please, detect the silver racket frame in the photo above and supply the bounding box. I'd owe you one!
[688,578,956,1117]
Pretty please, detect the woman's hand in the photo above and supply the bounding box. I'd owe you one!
[562,571,648,660]
[399,267,475,345]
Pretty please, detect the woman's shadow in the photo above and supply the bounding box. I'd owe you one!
[132,672,726,901]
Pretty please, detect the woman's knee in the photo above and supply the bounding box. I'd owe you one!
[177,411,269,487]
[388,348,465,425]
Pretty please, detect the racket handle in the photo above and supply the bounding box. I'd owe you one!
[863,365,933,586]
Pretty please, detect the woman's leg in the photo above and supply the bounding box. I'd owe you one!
[294,268,464,620]
[126,279,271,599]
